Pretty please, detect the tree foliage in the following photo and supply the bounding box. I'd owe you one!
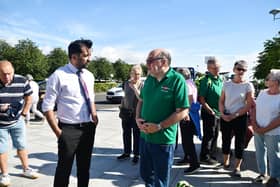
[0,38,145,82]
[113,59,131,82]
[46,48,68,75]
[90,57,114,81]
[0,40,15,61]
[254,32,280,79]
[13,39,48,80]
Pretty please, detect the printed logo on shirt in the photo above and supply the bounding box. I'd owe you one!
[161,86,170,92]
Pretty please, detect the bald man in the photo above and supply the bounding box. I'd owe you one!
[135,49,189,187]
[0,60,39,187]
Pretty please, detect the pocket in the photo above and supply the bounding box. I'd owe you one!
[57,131,63,144]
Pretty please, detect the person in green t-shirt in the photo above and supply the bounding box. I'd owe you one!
[199,58,223,165]
[135,49,189,187]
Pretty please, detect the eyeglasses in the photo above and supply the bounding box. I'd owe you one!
[209,66,220,70]
[236,67,247,72]
[146,57,164,64]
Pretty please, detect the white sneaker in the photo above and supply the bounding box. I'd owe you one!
[0,174,11,187]
[22,168,39,179]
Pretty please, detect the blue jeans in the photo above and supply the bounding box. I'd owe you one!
[0,118,26,153]
[139,137,175,187]
[254,133,280,178]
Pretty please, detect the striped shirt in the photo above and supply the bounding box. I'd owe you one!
[0,74,32,126]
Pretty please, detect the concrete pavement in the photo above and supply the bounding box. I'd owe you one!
[6,107,264,187]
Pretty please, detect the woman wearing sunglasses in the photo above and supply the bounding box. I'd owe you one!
[218,60,255,178]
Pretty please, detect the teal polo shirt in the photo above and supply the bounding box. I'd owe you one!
[198,73,223,115]
[139,68,189,144]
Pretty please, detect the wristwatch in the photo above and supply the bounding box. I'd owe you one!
[157,123,163,131]
[235,112,240,118]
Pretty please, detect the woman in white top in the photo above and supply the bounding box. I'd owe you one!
[219,60,254,177]
[252,69,280,185]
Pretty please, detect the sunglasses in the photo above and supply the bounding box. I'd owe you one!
[236,67,247,72]
[146,57,164,64]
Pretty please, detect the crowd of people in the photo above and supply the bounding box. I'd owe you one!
[0,39,279,187]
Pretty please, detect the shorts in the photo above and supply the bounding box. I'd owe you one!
[0,118,26,153]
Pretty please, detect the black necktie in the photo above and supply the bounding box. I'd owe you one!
[77,70,92,115]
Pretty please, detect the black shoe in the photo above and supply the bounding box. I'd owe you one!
[175,158,189,165]
[232,169,241,178]
[200,158,218,165]
[266,177,279,187]
[184,165,200,175]
[253,174,265,183]
[132,155,139,164]
[117,153,130,160]
[210,156,217,160]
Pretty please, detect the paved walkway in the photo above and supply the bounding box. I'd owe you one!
[6,108,264,187]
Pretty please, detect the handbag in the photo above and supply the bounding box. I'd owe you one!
[119,107,134,119]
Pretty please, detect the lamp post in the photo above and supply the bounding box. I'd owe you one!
[269,8,280,21]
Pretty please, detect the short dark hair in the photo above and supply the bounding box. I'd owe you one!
[68,39,93,59]
[177,68,191,80]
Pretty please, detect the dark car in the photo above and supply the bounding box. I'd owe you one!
[37,79,57,112]
[37,79,47,112]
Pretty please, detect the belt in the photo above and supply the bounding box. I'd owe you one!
[59,121,92,128]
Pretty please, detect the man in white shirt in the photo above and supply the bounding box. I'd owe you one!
[42,39,98,187]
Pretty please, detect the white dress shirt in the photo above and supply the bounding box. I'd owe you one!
[42,63,95,124]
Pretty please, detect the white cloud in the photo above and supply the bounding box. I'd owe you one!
[0,14,41,29]
[0,27,70,53]
[62,22,104,39]
[95,46,147,64]
[39,45,55,55]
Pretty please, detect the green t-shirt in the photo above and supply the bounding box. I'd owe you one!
[198,73,223,115]
[139,68,189,144]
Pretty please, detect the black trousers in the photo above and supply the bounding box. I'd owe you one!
[200,109,220,160]
[179,119,199,167]
[220,114,247,159]
[54,122,96,187]
[121,116,140,155]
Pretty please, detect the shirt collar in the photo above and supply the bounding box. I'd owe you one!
[208,73,221,80]
[67,62,80,74]
[149,67,173,82]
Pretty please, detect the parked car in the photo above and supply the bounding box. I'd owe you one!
[37,79,57,112]
[106,83,124,103]
[106,77,147,104]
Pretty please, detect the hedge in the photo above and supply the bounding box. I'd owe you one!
[94,82,119,93]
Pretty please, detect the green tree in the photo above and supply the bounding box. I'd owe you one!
[113,59,131,82]
[0,40,15,61]
[254,32,280,79]
[90,57,114,81]
[140,63,148,76]
[12,39,48,80]
[46,48,68,75]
